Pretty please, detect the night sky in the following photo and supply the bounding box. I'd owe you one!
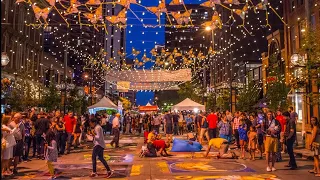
[126,0,207,105]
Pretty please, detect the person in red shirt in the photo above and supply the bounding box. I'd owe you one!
[207,110,218,140]
[63,112,76,154]
[276,110,286,153]
[153,140,170,157]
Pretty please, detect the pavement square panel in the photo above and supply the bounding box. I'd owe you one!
[156,153,255,173]
[83,154,134,164]
[172,174,280,180]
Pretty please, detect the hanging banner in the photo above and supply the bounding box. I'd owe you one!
[106,69,192,83]
[117,81,130,92]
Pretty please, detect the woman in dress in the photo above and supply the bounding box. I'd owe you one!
[1,115,16,176]
[309,117,320,177]
[238,119,248,159]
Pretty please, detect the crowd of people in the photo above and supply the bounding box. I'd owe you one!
[2,105,320,178]
[1,108,117,179]
[141,107,319,175]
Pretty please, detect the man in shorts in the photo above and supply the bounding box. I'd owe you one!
[264,111,280,172]
[204,138,235,159]
[164,111,173,142]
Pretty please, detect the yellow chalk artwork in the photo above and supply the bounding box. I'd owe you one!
[130,164,143,176]
[174,162,226,172]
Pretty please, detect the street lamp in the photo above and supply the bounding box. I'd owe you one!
[56,82,75,114]
[1,52,10,67]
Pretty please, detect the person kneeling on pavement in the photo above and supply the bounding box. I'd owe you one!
[204,138,236,159]
[153,140,170,157]
[145,129,162,157]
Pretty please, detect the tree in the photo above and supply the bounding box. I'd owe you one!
[119,97,131,110]
[216,89,230,111]
[298,26,320,106]
[265,55,290,111]
[177,82,202,103]
[42,84,61,112]
[237,81,261,112]
[67,88,83,114]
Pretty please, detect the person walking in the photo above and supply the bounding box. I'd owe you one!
[110,113,120,148]
[264,110,280,172]
[45,130,58,180]
[283,111,297,170]
[89,118,113,178]
[309,117,320,176]
[63,112,76,154]
[207,110,218,139]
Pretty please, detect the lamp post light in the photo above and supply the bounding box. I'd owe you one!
[1,52,10,67]
[56,83,75,114]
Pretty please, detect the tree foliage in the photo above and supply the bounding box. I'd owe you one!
[216,90,230,111]
[237,81,261,112]
[41,84,61,112]
[177,82,202,103]
[119,97,131,110]
[265,55,290,111]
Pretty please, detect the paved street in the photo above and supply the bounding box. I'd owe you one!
[5,134,319,180]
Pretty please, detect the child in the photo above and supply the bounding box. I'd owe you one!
[45,130,58,180]
[238,119,248,159]
[248,126,257,160]
[187,131,196,141]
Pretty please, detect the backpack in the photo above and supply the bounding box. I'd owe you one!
[202,117,209,128]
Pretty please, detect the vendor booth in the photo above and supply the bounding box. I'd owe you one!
[172,98,205,112]
[138,103,158,112]
[88,96,118,114]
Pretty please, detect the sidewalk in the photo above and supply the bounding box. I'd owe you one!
[293,132,314,160]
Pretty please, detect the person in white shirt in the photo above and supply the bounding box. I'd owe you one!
[110,114,120,148]
[89,118,113,178]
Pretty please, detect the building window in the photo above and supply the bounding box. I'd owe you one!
[311,14,316,29]
[290,0,295,12]
[290,26,296,54]
[298,20,306,48]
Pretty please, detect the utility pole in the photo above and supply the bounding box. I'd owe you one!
[229,25,234,113]
[63,29,69,114]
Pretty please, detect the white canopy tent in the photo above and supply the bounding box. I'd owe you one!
[172,98,205,112]
[88,96,118,114]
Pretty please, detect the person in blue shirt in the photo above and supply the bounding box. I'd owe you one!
[185,114,193,132]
